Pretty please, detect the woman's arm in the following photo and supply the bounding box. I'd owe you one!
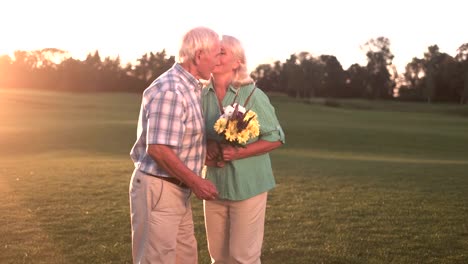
[220,139,282,161]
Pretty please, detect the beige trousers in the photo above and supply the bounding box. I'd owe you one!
[204,192,268,264]
[129,169,197,264]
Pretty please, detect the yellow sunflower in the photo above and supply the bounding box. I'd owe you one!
[214,117,227,133]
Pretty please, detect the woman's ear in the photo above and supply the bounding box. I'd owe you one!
[233,60,241,71]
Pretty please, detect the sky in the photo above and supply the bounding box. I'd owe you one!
[0,0,467,73]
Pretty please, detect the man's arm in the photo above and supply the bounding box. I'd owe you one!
[147,144,218,200]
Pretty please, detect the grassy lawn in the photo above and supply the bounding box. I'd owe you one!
[1,89,468,263]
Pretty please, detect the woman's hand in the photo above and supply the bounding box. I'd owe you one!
[220,144,239,161]
[205,140,226,167]
[206,140,220,160]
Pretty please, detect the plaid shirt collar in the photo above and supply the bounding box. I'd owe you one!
[173,63,203,92]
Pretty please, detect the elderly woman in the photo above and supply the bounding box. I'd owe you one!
[202,35,285,264]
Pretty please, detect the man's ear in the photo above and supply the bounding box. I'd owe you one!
[193,50,203,66]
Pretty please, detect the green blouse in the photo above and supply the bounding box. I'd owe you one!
[202,83,286,201]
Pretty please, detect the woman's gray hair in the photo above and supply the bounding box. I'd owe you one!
[178,27,220,63]
[221,35,254,87]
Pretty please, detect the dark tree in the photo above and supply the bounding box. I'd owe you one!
[362,37,396,99]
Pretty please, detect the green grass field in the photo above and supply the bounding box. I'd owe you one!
[1,88,468,264]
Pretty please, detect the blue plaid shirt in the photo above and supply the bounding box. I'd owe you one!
[130,63,206,177]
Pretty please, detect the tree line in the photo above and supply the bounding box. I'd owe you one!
[252,38,468,104]
[1,37,468,103]
[0,49,174,93]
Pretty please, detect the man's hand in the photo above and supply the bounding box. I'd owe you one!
[190,178,219,200]
[148,144,219,199]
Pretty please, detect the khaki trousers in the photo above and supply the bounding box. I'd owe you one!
[204,192,268,264]
[129,169,197,264]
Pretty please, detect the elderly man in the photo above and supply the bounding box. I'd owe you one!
[129,26,220,264]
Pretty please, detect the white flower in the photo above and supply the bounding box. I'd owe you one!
[222,103,246,118]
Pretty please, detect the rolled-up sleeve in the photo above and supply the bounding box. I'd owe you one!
[253,91,285,144]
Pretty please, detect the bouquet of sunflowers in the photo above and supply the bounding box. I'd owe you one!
[213,87,260,147]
